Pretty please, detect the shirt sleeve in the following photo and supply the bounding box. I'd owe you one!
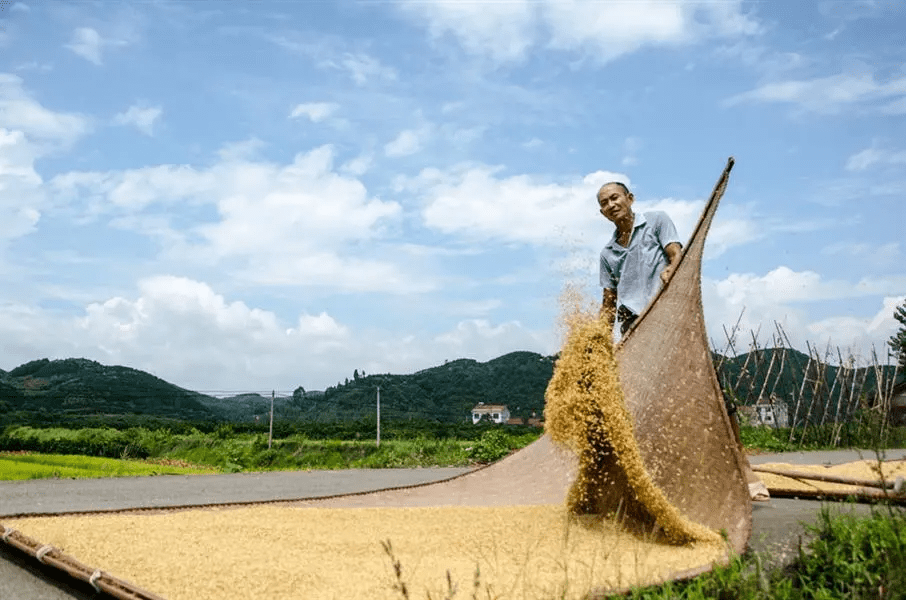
[652,211,682,249]
[600,250,617,290]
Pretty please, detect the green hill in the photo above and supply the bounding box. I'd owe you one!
[1,346,897,429]
[1,358,218,423]
[714,347,898,426]
[298,351,556,423]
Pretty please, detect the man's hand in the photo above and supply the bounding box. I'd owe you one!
[660,242,682,285]
[659,265,675,284]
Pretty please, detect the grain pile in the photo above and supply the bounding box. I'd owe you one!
[7,503,726,600]
[543,299,721,546]
[757,458,906,496]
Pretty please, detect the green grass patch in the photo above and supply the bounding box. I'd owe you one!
[615,505,906,600]
[0,452,217,480]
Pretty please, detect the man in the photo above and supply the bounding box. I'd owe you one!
[597,181,682,337]
[595,180,771,502]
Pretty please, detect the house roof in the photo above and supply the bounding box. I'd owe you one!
[471,404,508,412]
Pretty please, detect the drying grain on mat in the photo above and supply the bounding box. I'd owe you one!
[544,293,721,546]
[757,459,906,495]
[8,504,725,600]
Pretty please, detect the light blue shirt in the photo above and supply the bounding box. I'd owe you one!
[599,211,681,316]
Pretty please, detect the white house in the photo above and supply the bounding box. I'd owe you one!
[741,395,789,428]
[471,403,510,424]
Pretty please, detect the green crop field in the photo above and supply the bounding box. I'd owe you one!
[0,452,217,481]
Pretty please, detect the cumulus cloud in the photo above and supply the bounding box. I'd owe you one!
[48,144,428,293]
[703,268,906,363]
[289,102,339,123]
[402,164,620,245]
[112,104,162,136]
[0,76,90,243]
[399,0,759,64]
[400,0,536,63]
[0,129,43,240]
[400,162,760,257]
[0,278,553,390]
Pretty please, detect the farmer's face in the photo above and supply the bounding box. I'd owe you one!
[597,184,633,223]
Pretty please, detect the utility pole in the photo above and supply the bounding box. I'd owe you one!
[376,385,381,447]
[268,390,274,450]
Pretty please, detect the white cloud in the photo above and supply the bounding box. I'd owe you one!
[112,105,162,136]
[384,125,432,157]
[542,0,760,62]
[336,53,397,86]
[402,162,760,256]
[65,27,104,65]
[400,0,759,64]
[399,0,536,63]
[0,77,90,243]
[0,129,42,240]
[724,66,906,114]
[704,271,905,365]
[408,164,610,244]
[48,144,427,293]
[289,102,339,123]
[0,74,91,146]
[340,153,373,176]
[0,279,552,391]
[845,146,906,171]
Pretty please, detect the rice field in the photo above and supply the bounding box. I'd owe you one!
[0,452,216,480]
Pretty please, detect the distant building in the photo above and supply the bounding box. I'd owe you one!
[471,403,510,424]
[740,395,789,428]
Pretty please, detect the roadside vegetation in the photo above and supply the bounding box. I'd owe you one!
[615,504,906,600]
[0,452,216,480]
[0,422,540,477]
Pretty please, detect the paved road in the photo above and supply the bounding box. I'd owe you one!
[2,450,905,599]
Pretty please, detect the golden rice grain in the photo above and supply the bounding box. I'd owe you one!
[756,458,906,495]
[543,291,720,546]
[7,503,725,600]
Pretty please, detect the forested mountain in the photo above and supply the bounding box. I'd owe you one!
[0,358,217,423]
[297,351,556,423]
[1,348,898,428]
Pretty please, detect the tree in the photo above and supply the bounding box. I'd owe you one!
[889,299,906,369]
[292,386,305,410]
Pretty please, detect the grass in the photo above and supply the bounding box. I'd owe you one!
[0,425,540,474]
[617,503,906,600]
[0,452,217,480]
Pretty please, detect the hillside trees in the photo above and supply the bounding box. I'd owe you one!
[889,298,906,369]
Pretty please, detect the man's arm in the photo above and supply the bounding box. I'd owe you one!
[659,242,682,284]
[600,288,617,331]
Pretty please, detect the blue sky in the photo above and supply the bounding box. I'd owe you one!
[0,0,904,393]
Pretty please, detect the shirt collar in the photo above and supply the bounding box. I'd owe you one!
[607,211,647,247]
